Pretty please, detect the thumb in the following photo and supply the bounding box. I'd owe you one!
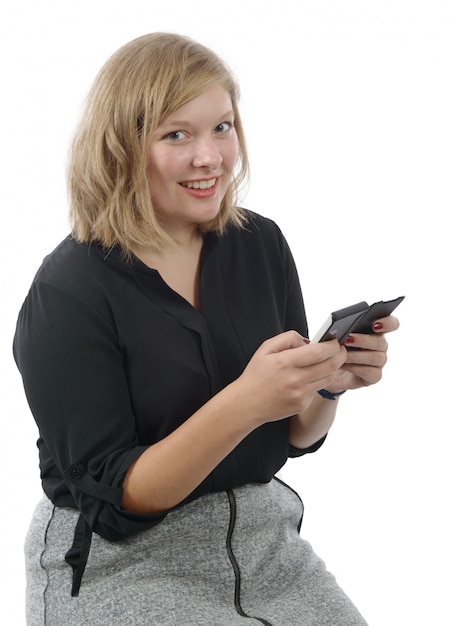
[262,330,310,355]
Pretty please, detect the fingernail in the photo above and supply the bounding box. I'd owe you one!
[344,335,355,344]
[303,338,311,344]
[373,322,384,332]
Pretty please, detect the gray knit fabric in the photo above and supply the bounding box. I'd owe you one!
[25,479,367,625]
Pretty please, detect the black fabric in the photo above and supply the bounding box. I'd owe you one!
[13,210,324,542]
[64,513,93,597]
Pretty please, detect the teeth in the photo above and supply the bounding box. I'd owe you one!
[183,179,216,190]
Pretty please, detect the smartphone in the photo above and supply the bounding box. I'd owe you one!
[312,296,405,344]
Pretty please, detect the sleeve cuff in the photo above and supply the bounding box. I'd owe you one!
[288,433,327,458]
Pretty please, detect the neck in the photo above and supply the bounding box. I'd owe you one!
[132,231,204,311]
[132,229,204,268]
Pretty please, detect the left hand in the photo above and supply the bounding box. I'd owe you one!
[325,315,400,393]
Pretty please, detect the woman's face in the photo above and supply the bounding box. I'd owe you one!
[147,84,239,237]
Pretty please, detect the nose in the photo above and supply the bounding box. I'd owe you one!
[192,136,223,170]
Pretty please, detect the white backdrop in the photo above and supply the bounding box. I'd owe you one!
[1,1,451,624]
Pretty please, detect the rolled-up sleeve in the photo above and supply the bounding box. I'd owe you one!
[288,435,327,458]
[13,279,165,540]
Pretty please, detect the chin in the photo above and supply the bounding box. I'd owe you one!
[192,204,223,225]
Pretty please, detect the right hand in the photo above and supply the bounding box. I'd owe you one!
[235,330,347,426]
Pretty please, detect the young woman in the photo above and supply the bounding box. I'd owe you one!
[14,33,399,625]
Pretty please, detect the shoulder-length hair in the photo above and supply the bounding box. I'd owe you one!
[68,33,249,252]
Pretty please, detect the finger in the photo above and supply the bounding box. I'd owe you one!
[340,363,384,386]
[282,353,348,396]
[371,314,400,333]
[269,343,346,392]
[261,330,309,355]
[344,333,388,351]
[344,347,387,368]
[290,340,345,368]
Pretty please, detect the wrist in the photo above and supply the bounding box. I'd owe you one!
[317,388,346,401]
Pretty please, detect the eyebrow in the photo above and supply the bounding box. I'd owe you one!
[160,111,235,128]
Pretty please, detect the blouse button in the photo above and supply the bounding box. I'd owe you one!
[70,466,84,480]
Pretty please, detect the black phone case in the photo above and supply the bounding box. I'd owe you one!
[315,296,404,343]
[350,296,405,335]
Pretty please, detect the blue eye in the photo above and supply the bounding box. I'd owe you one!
[215,121,233,133]
[164,130,187,141]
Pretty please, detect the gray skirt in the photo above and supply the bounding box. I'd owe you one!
[25,478,367,625]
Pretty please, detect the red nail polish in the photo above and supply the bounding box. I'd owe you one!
[373,322,384,331]
[345,335,355,344]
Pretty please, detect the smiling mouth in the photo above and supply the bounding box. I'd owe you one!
[180,178,217,190]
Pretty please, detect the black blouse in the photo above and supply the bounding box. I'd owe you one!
[13,210,324,541]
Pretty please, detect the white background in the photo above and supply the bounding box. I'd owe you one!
[1,1,451,624]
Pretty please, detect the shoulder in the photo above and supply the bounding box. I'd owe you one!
[237,209,283,237]
[34,236,110,283]
[32,236,130,295]
[219,209,292,262]
[21,236,133,320]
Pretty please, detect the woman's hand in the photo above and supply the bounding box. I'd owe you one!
[325,315,400,393]
[236,330,347,426]
[123,330,347,514]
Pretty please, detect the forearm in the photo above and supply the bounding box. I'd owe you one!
[122,381,258,515]
[122,333,347,515]
[289,392,340,449]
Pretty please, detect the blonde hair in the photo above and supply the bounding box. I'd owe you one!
[68,33,249,252]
